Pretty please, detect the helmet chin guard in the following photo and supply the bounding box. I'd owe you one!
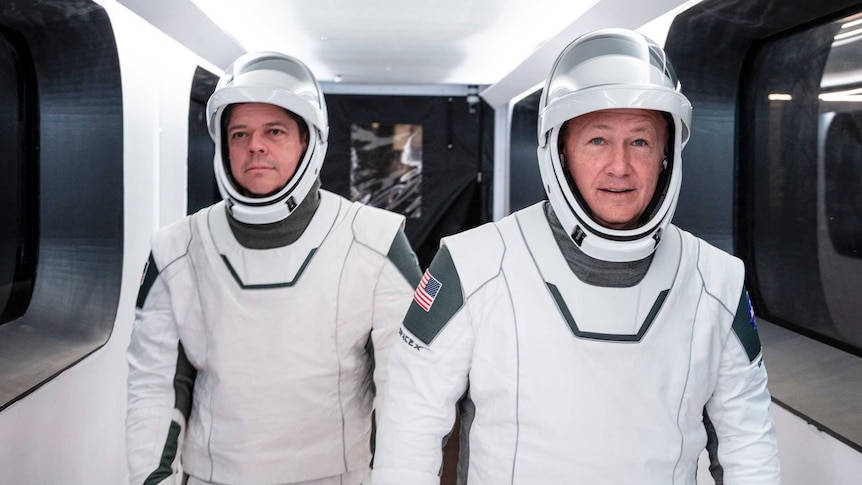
[537,29,692,263]
[206,51,329,225]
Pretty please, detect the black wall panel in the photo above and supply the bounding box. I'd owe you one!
[0,0,122,410]
[666,0,862,352]
[187,66,219,215]
[509,90,545,213]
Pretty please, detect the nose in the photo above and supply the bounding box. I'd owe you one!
[247,131,266,153]
[605,144,632,176]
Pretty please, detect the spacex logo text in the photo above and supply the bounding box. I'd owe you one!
[399,327,425,351]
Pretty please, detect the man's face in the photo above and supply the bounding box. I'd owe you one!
[561,108,667,230]
[227,103,309,196]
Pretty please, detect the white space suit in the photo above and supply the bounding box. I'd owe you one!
[128,192,417,485]
[372,203,779,484]
[372,29,780,484]
[126,52,420,485]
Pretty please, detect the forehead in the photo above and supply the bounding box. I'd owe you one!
[568,108,666,134]
[228,102,294,125]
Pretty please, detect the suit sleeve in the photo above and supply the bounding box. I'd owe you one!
[705,288,782,484]
[126,252,195,485]
[369,227,422,413]
[372,245,474,485]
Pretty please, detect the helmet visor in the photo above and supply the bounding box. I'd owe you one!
[546,31,680,101]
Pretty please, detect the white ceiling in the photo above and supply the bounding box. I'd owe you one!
[120,0,697,103]
[189,0,604,86]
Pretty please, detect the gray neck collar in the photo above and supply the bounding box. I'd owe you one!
[226,179,322,249]
[543,202,653,288]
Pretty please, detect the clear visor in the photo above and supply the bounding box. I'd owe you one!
[207,86,327,141]
[546,31,680,100]
[207,51,328,140]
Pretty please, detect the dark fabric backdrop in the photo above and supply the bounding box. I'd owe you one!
[322,94,492,269]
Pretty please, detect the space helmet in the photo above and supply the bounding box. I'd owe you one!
[206,51,329,224]
[537,28,692,262]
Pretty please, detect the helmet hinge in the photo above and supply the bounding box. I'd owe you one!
[653,228,662,248]
[572,226,586,246]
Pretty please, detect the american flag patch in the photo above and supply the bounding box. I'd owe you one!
[414,269,442,312]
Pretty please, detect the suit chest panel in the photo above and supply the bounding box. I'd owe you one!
[467,214,718,469]
[173,201,379,376]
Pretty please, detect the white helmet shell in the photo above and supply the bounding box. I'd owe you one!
[537,29,692,262]
[206,51,329,224]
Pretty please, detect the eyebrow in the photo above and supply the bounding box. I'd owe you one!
[586,122,654,133]
[228,120,290,131]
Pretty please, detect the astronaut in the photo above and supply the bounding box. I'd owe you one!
[126,52,421,485]
[372,29,781,484]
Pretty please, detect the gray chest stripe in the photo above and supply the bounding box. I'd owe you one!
[547,283,669,342]
[220,248,317,289]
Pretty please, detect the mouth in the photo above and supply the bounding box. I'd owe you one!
[602,188,633,193]
[243,164,272,173]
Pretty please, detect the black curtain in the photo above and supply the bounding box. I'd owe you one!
[322,94,492,269]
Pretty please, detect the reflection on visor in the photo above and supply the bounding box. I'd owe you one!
[549,32,680,94]
[234,57,320,104]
